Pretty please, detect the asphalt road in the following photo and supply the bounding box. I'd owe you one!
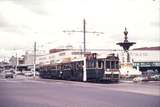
[0,77,160,107]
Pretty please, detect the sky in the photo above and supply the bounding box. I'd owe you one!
[0,0,159,60]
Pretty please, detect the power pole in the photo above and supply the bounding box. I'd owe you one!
[33,42,36,78]
[15,53,18,71]
[63,19,103,82]
[83,19,86,53]
[63,19,104,54]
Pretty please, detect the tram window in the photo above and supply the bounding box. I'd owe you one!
[106,61,110,69]
[86,61,95,68]
[111,61,115,69]
[76,63,79,69]
[98,61,104,69]
[87,62,91,68]
[115,61,119,69]
[98,61,101,68]
[79,62,83,67]
[91,62,95,68]
[87,62,90,68]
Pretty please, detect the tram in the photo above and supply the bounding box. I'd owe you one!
[38,53,120,82]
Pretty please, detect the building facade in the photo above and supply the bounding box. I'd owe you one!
[9,47,159,73]
[36,49,83,65]
[35,47,160,73]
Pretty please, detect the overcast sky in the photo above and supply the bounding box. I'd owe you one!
[0,0,159,59]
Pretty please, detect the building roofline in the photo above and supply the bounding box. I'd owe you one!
[133,46,160,51]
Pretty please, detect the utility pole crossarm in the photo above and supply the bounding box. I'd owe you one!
[63,30,104,34]
[63,30,83,33]
[86,31,104,34]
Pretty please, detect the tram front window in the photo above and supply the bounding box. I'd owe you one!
[115,61,119,69]
[111,61,115,69]
[106,61,110,69]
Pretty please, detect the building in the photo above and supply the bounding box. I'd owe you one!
[9,56,17,67]
[0,61,11,71]
[36,49,83,65]
[131,47,160,72]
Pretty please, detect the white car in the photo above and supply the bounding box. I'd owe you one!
[150,74,160,81]
[15,71,24,75]
[35,71,40,76]
[133,76,148,82]
[25,72,33,76]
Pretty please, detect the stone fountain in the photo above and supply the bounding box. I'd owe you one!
[117,28,141,77]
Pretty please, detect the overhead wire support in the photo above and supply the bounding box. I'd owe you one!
[63,30,104,34]
[63,19,104,55]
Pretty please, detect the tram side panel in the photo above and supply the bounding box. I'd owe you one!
[39,66,61,79]
[57,60,104,81]
[86,68,104,81]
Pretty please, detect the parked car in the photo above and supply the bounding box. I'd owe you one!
[133,76,148,83]
[35,71,40,76]
[24,71,34,77]
[5,71,14,78]
[150,74,160,81]
[15,71,24,75]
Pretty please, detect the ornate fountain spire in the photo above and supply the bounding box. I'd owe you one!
[116,27,136,62]
[117,27,136,52]
[124,27,128,43]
